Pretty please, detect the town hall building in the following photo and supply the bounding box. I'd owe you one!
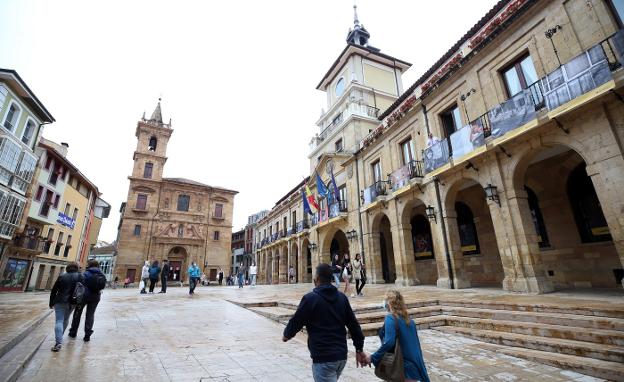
[115,101,237,284]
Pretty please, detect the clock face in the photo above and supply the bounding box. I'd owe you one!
[335,78,345,98]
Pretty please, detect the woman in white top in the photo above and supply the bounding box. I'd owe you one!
[249,262,257,287]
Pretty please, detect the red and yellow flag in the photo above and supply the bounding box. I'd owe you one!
[305,185,320,213]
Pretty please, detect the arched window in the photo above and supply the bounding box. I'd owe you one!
[567,163,612,243]
[525,186,550,248]
[455,201,480,255]
[411,214,434,260]
[177,195,190,212]
[148,136,157,151]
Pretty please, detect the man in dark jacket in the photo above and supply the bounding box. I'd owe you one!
[148,260,161,293]
[68,259,105,342]
[159,259,170,293]
[49,261,82,352]
[283,263,369,381]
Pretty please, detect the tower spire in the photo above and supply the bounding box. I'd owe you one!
[346,3,370,47]
[353,4,360,27]
[150,97,163,124]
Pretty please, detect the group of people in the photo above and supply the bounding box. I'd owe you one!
[283,262,430,382]
[139,260,204,295]
[224,262,258,288]
[48,259,107,352]
[331,253,366,298]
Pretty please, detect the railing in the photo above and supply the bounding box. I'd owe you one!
[328,200,348,218]
[12,236,46,252]
[390,159,424,191]
[310,214,319,226]
[312,104,381,151]
[319,112,344,141]
[296,219,309,232]
[362,180,388,205]
[423,138,451,173]
[364,105,380,118]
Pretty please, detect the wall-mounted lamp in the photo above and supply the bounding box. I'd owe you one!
[545,25,562,66]
[346,229,358,241]
[484,184,501,206]
[425,205,437,223]
[308,243,318,252]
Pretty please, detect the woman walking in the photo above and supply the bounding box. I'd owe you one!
[331,253,342,288]
[148,260,161,293]
[367,290,429,382]
[342,253,352,296]
[48,262,82,352]
[352,253,365,297]
[140,260,149,294]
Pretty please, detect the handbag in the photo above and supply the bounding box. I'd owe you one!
[374,317,405,382]
[139,280,145,290]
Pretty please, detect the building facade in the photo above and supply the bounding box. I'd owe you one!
[256,0,624,293]
[115,101,237,285]
[0,69,55,291]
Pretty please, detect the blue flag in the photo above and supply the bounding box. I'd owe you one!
[330,167,340,202]
[316,172,329,200]
[301,188,312,215]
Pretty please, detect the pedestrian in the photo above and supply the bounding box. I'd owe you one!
[159,259,170,293]
[123,277,130,288]
[331,253,342,288]
[188,262,200,294]
[113,276,118,289]
[148,260,161,293]
[352,254,365,297]
[68,259,106,342]
[140,260,149,294]
[366,290,430,382]
[48,261,82,352]
[342,254,352,296]
[283,263,370,381]
[218,268,224,286]
[249,262,257,287]
[289,265,296,283]
[237,262,246,288]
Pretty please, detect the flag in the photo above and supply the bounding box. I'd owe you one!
[301,188,312,215]
[316,172,329,199]
[330,167,340,202]
[304,185,319,213]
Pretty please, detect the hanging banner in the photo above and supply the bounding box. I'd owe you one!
[450,121,485,160]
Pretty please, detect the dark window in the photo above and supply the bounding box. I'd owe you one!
[45,156,52,170]
[502,55,539,98]
[440,105,463,138]
[400,138,415,165]
[214,203,223,217]
[136,194,147,210]
[525,186,550,248]
[53,195,60,209]
[335,139,343,152]
[177,195,190,212]
[35,186,43,201]
[43,228,54,254]
[63,235,72,257]
[3,103,19,131]
[456,201,480,255]
[214,231,220,240]
[143,163,153,179]
[49,163,60,185]
[72,207,79,220]
[54,232,64,256]
[148,136,157,151]
[411,214,434,260]
[133,225,141,236]
[371,160,382,183]
[22,120,35,145]
[567,163,612,243]
[40,190,54,217]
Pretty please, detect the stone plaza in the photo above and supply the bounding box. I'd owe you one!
[1,283,622,381]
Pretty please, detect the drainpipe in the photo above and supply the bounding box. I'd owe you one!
[355,152,366,268]
[422,102,454,289]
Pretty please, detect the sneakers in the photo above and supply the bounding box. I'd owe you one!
[51,343,62,352]
[68,332,77,339]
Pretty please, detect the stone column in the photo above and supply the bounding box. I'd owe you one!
[279,245,288,284]
[437,211,471,289]
[391,199,419,286]
[286,242,292,284]
[367,232,384,283]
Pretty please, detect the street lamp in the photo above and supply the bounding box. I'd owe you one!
[346,229,358,241]
[425,205,437,223]
[308,242,317,252]
[545,25,562,66]
[484,184,501,206]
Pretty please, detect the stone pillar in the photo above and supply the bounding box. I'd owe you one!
[587,159,624,287]
[393,222,419,286]
[279,246,288,284]
[367,232,385,283]
[437,212,471,289]
[499,188,554,293]
[286,243,292,284]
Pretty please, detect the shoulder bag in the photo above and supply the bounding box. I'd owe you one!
[374,316,405,382]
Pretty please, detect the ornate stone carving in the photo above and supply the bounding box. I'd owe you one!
[347,164,354,179]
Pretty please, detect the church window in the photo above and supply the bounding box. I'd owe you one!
[148,136,157,151]
[143,162,153,179]
[136,194,147,210]
[177,195,190,212]
[214,203,223,218]
[133,225,141,236]
[214,230,220,240]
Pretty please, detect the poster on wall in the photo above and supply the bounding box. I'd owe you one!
[423,138,450,173]
[488,88,536,138]
[450,121,485,160]
[459,223,480,255]
[390,164,411,191]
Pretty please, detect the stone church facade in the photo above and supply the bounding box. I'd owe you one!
[115,102,237,284]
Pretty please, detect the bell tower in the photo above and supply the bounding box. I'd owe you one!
[131,99,173,182]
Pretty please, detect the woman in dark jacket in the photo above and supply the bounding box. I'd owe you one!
[148,260,161,293]
[49,262,82,352]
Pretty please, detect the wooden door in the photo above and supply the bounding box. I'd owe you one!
[126,268,136,282]
[209,268,217,281]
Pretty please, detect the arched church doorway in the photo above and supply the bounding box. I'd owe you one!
[167,246,188,282]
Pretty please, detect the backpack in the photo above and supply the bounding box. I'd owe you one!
[86,271,107,291]
[72,280,86,305]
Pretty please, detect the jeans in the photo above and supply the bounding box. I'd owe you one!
[238,274,244,288]
[53,303,74,345]
[250,274,257,286]
[189,277,197,293]
[356,279,365,295]
[311,360,347,382]
[69,300,99,337]
[141,277,149,293]
[332,273,341,288]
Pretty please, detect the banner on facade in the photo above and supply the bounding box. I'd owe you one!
[423,138,450,173]
[57,212,76,229]
[450,121,485,160]
[488,88,536,139]
[389,164,411,192]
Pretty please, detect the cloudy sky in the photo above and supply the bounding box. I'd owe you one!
[0,0,497,242]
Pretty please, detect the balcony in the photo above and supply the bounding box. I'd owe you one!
[12,235,46,253]
[362,180,388,205]
[423,30,624,175]
[310,103,381,152]
[295,219,309,233]
[390,160,424,191]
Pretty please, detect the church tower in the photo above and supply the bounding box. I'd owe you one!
[131,99,172,182]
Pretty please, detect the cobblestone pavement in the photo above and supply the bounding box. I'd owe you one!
[1,284,616,381]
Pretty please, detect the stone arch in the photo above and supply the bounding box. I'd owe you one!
[166,246,188,283]
[290,241,299,283]
[370,211,396,283]
[320,227,350,265]
[301,237,312,282]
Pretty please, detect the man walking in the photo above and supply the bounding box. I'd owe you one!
[68,259,106,342]
[249,262,257,287]
[140,260,149,294]
[282,263,370,381]
[48,262,82,352]
[188,262,200,295]
[218,268,224,286]
[237,262,246,288]
[159,259,170,293]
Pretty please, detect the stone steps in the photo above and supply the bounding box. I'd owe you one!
[0,314,51,382]
[433,326,624,363]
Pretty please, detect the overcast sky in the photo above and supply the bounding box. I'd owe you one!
[0,0,497,242]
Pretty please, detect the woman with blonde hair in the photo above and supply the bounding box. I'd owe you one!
[367,290,429,382]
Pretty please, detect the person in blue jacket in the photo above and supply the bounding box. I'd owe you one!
[188,262,201,295]
[68,259,106,341]
[367,289,430,382]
